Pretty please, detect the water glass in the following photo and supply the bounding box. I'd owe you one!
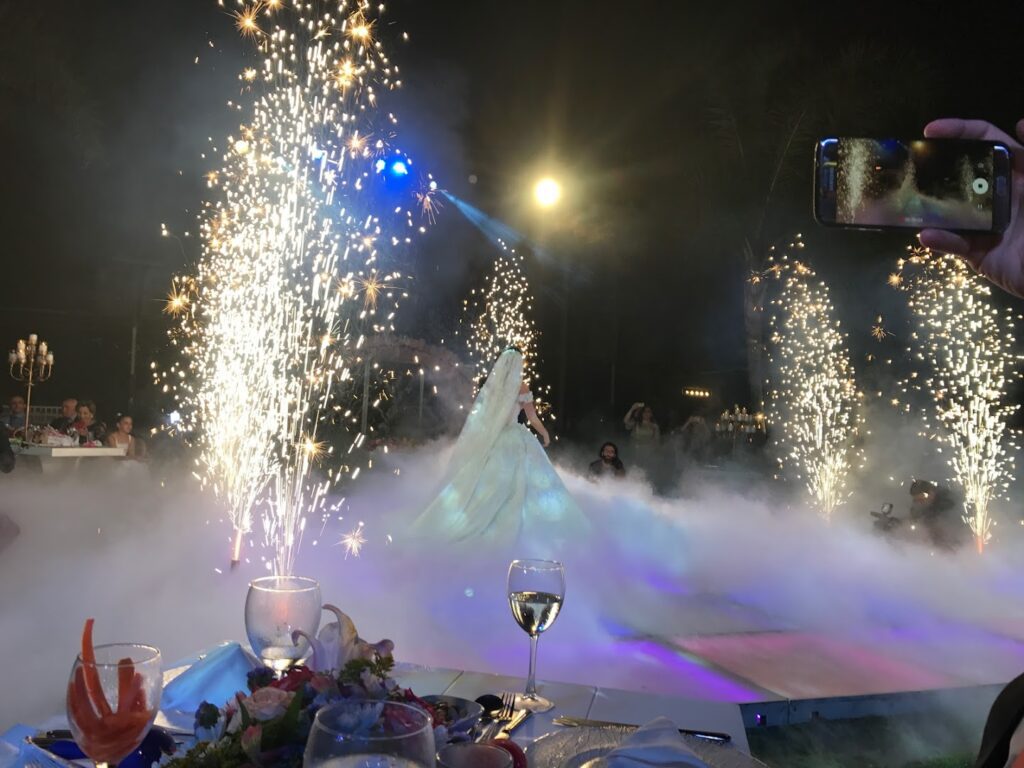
[245,575,321,672]
[304,700,435,768]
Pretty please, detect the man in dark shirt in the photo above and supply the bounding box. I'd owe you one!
[589,442,626,478]
[50,397,79,432]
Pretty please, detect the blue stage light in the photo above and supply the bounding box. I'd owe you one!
[391,160,409,177]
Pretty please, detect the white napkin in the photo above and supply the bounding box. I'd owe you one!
[604,717,709,768]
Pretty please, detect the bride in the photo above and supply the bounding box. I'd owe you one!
[413,348,585,544]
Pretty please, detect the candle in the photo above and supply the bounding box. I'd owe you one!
[28,334,37,345]
[17,351,25,363]
[17,339,25,351]
[7,351,15,364]
[38,342,47,355]
[46,353,54,364]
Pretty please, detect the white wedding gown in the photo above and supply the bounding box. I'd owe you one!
[412,350,586,547]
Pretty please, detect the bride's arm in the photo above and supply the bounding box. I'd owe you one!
[523,402,551,447]
[520,384,550,447]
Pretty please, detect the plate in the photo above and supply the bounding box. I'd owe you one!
[526,726,767,768]
[420,695,484,734]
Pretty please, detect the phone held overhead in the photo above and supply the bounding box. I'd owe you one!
[814,137,1012,233]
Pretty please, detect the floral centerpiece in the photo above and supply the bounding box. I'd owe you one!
[165,606,461,768]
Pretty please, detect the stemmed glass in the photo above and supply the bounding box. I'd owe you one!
[507,558,565,713]
[245,576,322,672]
[304,700,436,767]
[66,643,163,767]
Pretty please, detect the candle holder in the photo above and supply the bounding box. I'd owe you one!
[8,334,54,437]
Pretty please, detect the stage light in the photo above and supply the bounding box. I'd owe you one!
[374,159,386,173]
[534,177,561,208]
[390,160,409,177]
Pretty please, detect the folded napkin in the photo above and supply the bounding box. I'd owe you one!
[161,642,260,716]
[604,717,708,768]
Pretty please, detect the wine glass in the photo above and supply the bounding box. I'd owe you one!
[66,643,162,768]
[304,700,435,768]
[245,575,322,672]
[507,558,565,713]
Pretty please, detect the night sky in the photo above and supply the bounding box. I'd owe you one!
[3,0,1023,435]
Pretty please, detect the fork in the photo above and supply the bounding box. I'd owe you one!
[477,691,517,741]
[498,691,517,722]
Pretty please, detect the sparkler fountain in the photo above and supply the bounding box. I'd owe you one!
[460,240,547,400]
[892,245,1022,554]
[763,236,863,521]
[159,0,418,573]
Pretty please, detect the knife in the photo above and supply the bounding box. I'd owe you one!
[552,716,730,743]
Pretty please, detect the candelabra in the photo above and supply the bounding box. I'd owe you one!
[8,333,54,436]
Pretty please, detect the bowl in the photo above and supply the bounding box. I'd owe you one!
[420,695,484,734]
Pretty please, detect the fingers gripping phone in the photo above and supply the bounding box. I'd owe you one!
[814,137,1012,233]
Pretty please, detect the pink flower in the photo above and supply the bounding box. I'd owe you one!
[241,687,295,721]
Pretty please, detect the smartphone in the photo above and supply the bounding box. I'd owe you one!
[814,137,1012,233]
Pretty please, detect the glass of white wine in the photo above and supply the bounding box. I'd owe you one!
[507,558,565,713]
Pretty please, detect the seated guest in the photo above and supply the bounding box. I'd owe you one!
[106,414,147,459]
[1,395,26,435]
[589,441,626,478]
[50,397,79,431]
[72,400,107,444]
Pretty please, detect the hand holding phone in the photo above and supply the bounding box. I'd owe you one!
[917,118,1024,300]
[815,136,1012,233]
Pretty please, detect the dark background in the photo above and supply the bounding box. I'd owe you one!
[2,1,1022,437]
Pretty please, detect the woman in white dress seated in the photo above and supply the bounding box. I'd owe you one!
[413,348,585,545]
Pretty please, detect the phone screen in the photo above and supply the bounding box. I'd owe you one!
[828,138,1001,230]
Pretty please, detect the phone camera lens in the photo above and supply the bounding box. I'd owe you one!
[972,178,990,195]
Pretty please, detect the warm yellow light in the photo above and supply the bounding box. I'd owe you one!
[533,177,561,208]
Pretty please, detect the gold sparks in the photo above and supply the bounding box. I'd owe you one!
[233,3,264,39]
[338,523,366,558]
[358,273,383,311]
[346,10,374,43]
[765,235,861,520]
[347,131,367,155]
[871,316,891,341]
[155,0,423,575]
[164,287,190,316]
[888,273,903,288]
[463,239,548,404]
[892,244,1022,553]
[336,59,359,89]
[301,437,327,461]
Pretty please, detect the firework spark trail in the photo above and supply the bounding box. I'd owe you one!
[159,1,418,574]
[893,245,1022,553]
[764,236,862,520]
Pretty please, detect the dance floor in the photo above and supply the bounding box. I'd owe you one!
[589,590,1024,707]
